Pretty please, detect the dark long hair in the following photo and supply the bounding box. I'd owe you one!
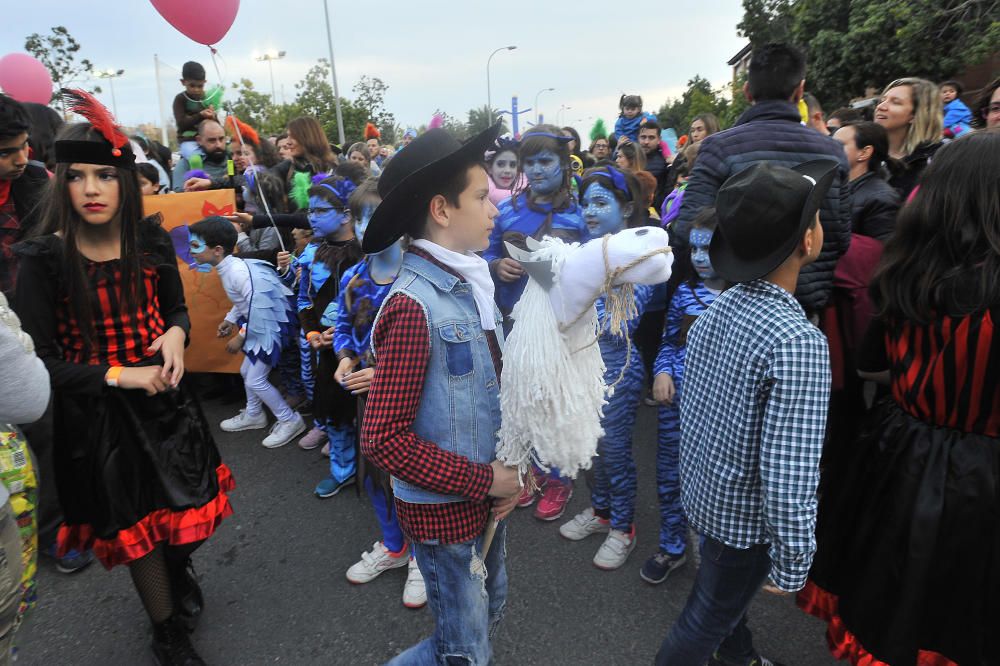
[287,116,338,173]
[42,122,145,354]
[872,128,1000,323]
[512,124,575,213]
[843,121,891,175]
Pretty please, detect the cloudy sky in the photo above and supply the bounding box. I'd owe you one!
[3,0,748,137]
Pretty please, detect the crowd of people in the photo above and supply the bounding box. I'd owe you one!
[0,40,998,666]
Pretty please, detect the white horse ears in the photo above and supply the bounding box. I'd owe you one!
[504,241,555,290]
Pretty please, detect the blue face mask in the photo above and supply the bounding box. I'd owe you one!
[307,194,349,238]
[522,149,563,197]
[188,233,214,273]
[581,182,626,237]
[690,228,717,280]
[354,202,377,244]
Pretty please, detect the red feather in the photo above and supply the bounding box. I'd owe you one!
[364,122,381,140]
[225,115,260,147]
[62,88,129,154]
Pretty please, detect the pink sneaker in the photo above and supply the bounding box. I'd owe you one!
[516,471,546,508]
[534,479,573,521]
[298,426,328,451]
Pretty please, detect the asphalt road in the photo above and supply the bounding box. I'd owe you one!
[17,394,840,666]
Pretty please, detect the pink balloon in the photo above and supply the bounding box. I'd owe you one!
[0,53,53,105]
[150,0,240,46]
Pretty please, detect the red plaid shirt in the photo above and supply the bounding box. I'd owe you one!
[361,248,502,544]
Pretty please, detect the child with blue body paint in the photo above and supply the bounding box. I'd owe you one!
[615,94,658,144]
[330,179,427,608]
[640,207,727,585]
[558,165,659,570]
[484,124,589,520]
[188,216,306,449]
[287,175,363,498]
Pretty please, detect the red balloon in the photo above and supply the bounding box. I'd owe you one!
[150,0,240,46]
[0,53,53,105]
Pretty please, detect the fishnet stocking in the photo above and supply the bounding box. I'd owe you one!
[128,546,174,624]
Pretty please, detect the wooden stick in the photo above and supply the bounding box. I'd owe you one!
[481,517,500,558]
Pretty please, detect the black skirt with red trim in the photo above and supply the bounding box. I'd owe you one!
[799,398,1000,666]
[53,380,234,570]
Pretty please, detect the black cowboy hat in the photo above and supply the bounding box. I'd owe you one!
[710,159,838,283]
[361,121,502,254]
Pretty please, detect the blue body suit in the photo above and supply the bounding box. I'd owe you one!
[589,284,653,531]
[484,193,588,317]
[333,258,405,551]
[652,281,720,555]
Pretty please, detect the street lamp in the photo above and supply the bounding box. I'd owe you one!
[96,69,125,118]
[486,45,517,125]
[557,105,571,126]
[322,0,346,146]
[254,49,286,106]
[534,87,554,124]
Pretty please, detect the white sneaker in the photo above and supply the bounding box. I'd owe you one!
[593,528,636,570]
[220,409,268,432]
[346,541,408,584]
[261,414,306,448]
[402,557,427,609]
[559,507,611,541]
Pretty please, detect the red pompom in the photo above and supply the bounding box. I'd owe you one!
[112,148,122,157]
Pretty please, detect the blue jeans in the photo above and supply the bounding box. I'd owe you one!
[655,536,770,666]
[387,521,508,665]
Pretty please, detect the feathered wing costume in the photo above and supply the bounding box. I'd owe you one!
[495,228,673,478]
[169,226,295,365]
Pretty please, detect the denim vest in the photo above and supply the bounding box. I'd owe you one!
[376,252,504,505]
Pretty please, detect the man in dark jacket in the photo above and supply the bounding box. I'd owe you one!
[0,94,49,302]
[673,43,851,314]
[638,120,671,208]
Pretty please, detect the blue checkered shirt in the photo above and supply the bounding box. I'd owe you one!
[679,280,830,592]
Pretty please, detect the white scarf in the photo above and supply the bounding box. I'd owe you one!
[411,239,497,330]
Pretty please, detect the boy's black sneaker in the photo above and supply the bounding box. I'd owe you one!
[169,558,204,632]
[639,550,687,584]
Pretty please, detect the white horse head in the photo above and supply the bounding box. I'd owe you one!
[505,226,672,328]
[496,228,672,477]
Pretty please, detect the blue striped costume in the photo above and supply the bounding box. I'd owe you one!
[589,284,652,532]
[653,281,720,555]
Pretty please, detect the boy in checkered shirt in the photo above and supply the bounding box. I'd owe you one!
[656,161,836,666]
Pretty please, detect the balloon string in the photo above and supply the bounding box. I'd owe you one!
[207,45,286,254]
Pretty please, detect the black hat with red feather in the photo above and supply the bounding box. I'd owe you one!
[54,88,136,171]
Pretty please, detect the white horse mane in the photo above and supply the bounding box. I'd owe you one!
[496,228,673,478]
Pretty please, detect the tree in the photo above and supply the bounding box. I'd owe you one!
[226,78,276,131]
[657,76,732,135]
[24,26,100,113]
[353,75,397,144]
[293,59,366,145]
[466,106,509,136]
[737,0,1000,107]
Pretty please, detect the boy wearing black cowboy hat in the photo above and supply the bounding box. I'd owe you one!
[359,122,522,665]
[656,160,837,666]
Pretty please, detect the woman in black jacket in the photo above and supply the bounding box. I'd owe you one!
[832,121,900,242]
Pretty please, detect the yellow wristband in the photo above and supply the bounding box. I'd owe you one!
[105,366,124,387]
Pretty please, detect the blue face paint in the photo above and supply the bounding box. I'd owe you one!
[690,228,717,280]
[522,149,563,197]
[307,194,349,238]
[369,239,403,283]
[188,233,215,273]
[581,182,625,237]
[354,202,377,244]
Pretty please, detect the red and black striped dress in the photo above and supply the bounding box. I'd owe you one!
[13,219,234,569]
[800,309,1000,666]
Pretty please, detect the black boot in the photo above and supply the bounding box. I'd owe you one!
[168,557,204,632]
[151,616,206,665]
